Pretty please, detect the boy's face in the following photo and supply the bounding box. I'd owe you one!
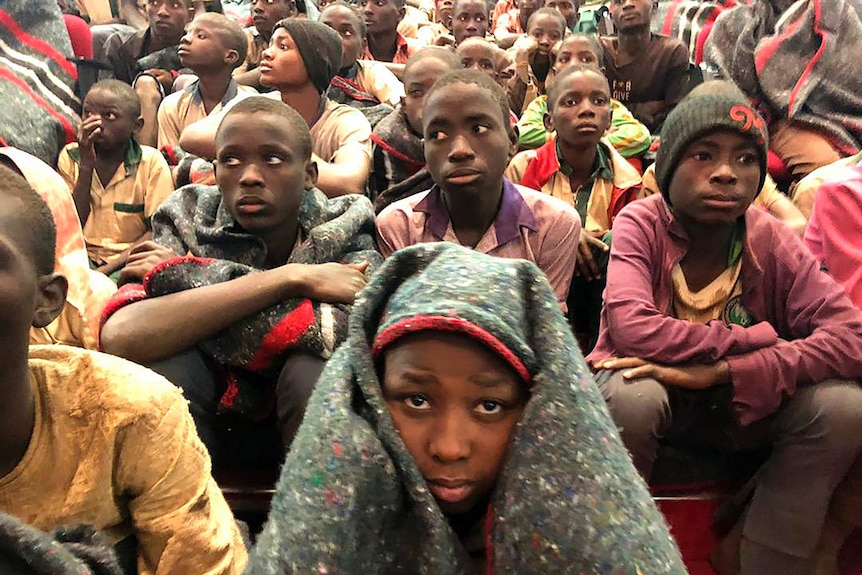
[401,58,453,134]
[260,28,309,88]
[146,0,192,45]
[382,332,527,515]
[423,81,516,203]
[81,89,142,152]
[667,130,761,227]
[362,0,404,36]
[456,41,497,80]
[552,36,600,74]
[252,0,297,37]
[436,0,454,28]
[451,0,488,45]
[610,0,653,31]
[0,198,67,357]
[546,0,578,28]
[178,20,237,71]
[545,70,611,147]
[215,112,317,236]
[527,13,564,57]
[518,0,542,20]
[321,6,365,69]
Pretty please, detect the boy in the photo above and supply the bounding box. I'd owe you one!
[450,0,490,45]
[57,80,174,280]
[493,0,542,49]
[370,48,459,210]
[101,97,381,466]
[506,7,566,114]
[322,3,405,108]
[234,0,297,83]
[546,0,578,30]
[179,19,373,198]
[376,69,580,306]
[601,0,689,132]
[517,33,651,159]
[362,0,423,64]
[416,0,454,45]
[157,13,256,150]
[506,64,643,348]
[589,84,862,574]
[0,164,246,574]
[243,242,686,573]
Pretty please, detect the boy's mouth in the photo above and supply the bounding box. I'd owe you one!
[445,168,482,186]
[427,479,475,505]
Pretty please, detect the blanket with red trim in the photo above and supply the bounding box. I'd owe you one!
[0,1,78,166]
[704,0,862,155]
[101,184,382,417]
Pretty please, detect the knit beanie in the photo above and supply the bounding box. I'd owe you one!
[0,514,123,575]
[370,246,537,385]
[655,82,769,201]
[274,19,343,94]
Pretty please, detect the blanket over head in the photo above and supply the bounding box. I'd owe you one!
[246,242,686,574]
[704,0,862,155]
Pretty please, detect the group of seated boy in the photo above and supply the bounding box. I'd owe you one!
[2,0,862,572]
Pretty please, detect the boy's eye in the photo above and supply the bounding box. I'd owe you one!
[738,152,758,165]
[428,130,448,141]
[692,151,712,161]
[558,54,570,64]
[219,156,241,166]
[563,97,577,107]
[458,13,469,20]
[266,154,285,165]
[473,124,489,135]
[404,395,430,410]
[481,60,494,69]
[593,96,608,105]
[197,32,206,39]
[408,89,425,97]
[105,112,117,120]
[579,55,595,63]
[475,400,504,415]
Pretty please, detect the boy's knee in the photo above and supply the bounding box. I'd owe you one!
[596,369,670,435]
[783,380,862,449]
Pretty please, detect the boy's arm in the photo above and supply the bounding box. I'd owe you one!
[535,203,580,306]
[313,147,372,198]
[603,205,778,364]
[606,99,651,158]
[727,232,862,425]
[143,151,178,225]
[62,118,102,226]
[516,96,550,150]
[179,109,229,160]
[100,261,367,364]
[156,98,181,151]
[118,385,247,575]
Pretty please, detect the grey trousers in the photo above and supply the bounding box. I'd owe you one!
[595,370,862,562]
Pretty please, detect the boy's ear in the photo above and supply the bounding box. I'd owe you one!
[225,48,240,66]
[397,5,406,22]
[132,115,145,135]
[32,274,68,329]
[507,122,519,160]
[304,159,319,189]
[542,111,554,134]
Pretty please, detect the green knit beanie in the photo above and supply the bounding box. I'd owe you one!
[655,85,769,201]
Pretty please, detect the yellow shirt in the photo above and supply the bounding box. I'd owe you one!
[0,147,116,350]
[157,80,258,149]
[309,97,373,162]
[0,346,247,575]
[57,140,175,266]
[505,139,643,234]
[671,258,743,324]
[354,60,405,107]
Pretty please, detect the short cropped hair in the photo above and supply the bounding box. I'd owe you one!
[0,164,56,276]
[321,2,367,37]
[546,64,609,110]
[526,7,567,32]
[193,13,248,68]
[85,79,141,118]
[561,32,604,61]
[404,46,461,78]
[218,97,313,160]
[451,0,489,15]
[425,68,512,131]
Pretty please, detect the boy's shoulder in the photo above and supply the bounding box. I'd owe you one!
[28,345,185,425]
[512,182,579,222]
[376,188,433,221]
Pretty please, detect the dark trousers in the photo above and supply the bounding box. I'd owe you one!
[148,348,325,468]
[567,233,611,353]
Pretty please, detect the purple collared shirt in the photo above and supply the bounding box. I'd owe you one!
[376,179,581,306]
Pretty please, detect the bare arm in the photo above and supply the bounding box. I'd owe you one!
[313,148,372,198]
[768,193,807,237]
[70,117,101,226]
[234,67,263,89]
[178,112,223,160]
[101,261,367,364]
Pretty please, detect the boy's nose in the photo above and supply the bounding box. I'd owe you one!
[448,134,475,160]
[429,416,471,462]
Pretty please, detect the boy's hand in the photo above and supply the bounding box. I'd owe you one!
[598,357,731,390]
[575,229,608,281]
[77,116,101,167]
[295,261,370,304]
[118,241,179,285]
[512,34,539,65]
[144,68,175,94]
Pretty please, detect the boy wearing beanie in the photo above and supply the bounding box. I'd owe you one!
[588,81,862,574]
[245,243,686,574]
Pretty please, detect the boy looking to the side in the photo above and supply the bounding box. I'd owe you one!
[362,0,422,64]
[506,64,643,348]
[101,97,381,466]
[517,33,651,159]
[234,0,297,85]
[57,80,174,280]
[244,243,687,574]
[157,13,257,150]
[0,164,247,574]
[376,69,580,307]
[589,83,862,574]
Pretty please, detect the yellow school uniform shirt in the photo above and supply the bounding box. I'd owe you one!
[157,79,258,149]
[57,139,175,266]
[671,258,743,324]
[0,346,247,575]
[505,138,643,234]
